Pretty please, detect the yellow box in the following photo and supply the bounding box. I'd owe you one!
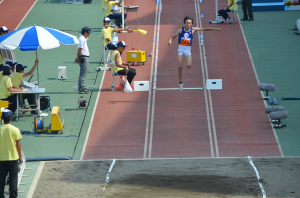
[51,106,64,131]
[126,50,147,63]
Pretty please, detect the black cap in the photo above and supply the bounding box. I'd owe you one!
[82,26,92,34]
[2,64,12,73]
[6,60,17,67]
[1,109,13,122]
[16,63,28,72]
[117,41,128,47]
[0,26,9,33]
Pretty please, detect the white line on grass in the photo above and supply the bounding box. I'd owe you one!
[26,162,45,198]
[80,44,113,160]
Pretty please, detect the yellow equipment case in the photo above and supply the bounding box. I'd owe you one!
[126,49,146,66]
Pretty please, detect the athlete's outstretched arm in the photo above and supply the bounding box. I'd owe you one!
[192,27,221,33]
[168,29,181,46]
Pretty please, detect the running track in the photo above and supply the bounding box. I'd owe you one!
[0,0,37,31]
[0,0,282,160]
[82,0,282,160]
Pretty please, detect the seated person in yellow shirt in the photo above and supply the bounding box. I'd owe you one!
[101,17,131,50]
[102,0,130,28]
[0,65,24,114]
[11,59,39,114]
[0,60,17,83]
[111,41,136,89]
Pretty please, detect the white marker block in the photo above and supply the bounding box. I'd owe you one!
[206,79,222,90]
[134,81,150,91]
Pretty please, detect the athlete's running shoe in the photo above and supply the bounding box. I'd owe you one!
[179,82,183,91]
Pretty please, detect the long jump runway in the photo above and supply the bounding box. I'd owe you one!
[82,0,281,160]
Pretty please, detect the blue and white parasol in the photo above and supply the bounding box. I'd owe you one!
[0,25,79,86]
[0,25,79,50]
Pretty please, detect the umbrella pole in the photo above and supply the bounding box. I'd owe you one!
[36,51,39,87]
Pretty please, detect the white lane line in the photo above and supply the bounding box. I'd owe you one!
[103,159,116,191]
[143,0,159,159]
[148,0,162,159]
[15,0,38,29]
[26,162,45,198]
[248,156,267,198]
[238,20,283,157]
[196,0,219,157]
[197,0,219,157]
[80,47,112,160]
[156,88,203,90]
[194,0,215,157]
[0,0,4,5]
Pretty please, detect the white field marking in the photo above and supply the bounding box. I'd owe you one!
[148,0,162,159]
[156,88,203,90]
[238,17,283,157]
[194,0,215,157]
[196,0,219,157]
[144,1,159,159]
[80,38,114,160]
[15,0,38,29]
[0,0,4,5]
[103,159,117,191]
[248,156,267,198]
[26,162,45,198]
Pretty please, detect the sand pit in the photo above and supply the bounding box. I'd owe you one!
[31,157,300,198]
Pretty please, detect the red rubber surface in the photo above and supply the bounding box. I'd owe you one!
[83,0,156,160]
[0,0,37,30]
[84,0,281,160]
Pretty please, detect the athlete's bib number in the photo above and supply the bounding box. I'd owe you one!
[180,39,190,46]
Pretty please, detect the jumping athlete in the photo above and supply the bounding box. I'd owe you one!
[168,16,221,91]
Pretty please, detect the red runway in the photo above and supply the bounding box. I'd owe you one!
[0,0,37,30]
[83,0,281,160]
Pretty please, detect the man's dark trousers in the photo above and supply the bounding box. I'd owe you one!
[0,160,19,198]
[78,56,89,92]
[117,68,136,84]
[242,0,253,20]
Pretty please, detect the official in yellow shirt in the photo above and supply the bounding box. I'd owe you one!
[11,60,39,114]
[217,0,238,22]
[0,109,23,198]
[0,60,17,82]
[102,0,127,28]
[111,41,136,88]
[0,65,24,114]
[101,17,131,50]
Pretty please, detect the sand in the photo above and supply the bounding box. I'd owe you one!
[31,157,300,198]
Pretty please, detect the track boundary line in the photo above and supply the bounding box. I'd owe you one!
[143,0,159,159]
[80,57,110,160]
[196,0,219,157]
[194,0,215,157]
[26,161,45,198]
[238,21,283,157]
[0,0,4,5]
[147,0,162,159]
[15,0,38,30]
